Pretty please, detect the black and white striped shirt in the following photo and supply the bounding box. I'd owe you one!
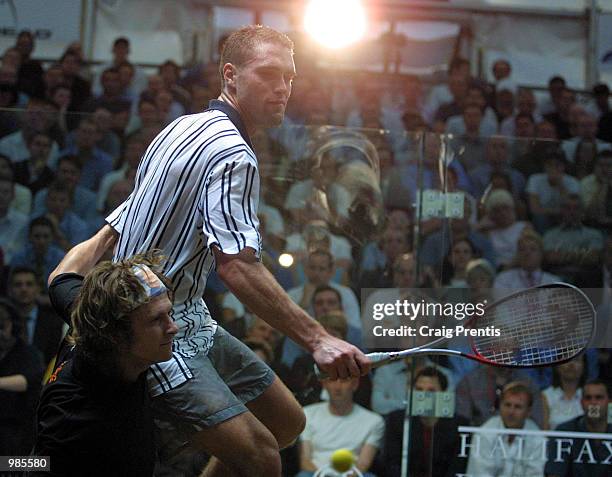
[107,100,261,395]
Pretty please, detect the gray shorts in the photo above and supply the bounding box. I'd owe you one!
[151,326,275,461]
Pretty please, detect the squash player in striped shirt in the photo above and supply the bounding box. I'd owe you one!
[103,25,370,476]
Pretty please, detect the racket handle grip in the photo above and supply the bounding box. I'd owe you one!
[313,352,391,380]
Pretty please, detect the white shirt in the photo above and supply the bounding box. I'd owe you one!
[494,268,561,294]
[488,221,529,266]
[0,209,29,262]
[542,386,583,430]
[301,402,385,470]
[466,415,546,477]
[0,130,60,168]
[526,173,580,210]
[107,101,261,395]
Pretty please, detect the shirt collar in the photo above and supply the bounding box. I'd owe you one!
[207,99,253,150]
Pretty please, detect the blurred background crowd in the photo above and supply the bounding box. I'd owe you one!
[0,26,611,477]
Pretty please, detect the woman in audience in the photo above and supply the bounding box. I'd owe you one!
[440,238,477,288]
[541,354,586,430]
[477,189,531,269]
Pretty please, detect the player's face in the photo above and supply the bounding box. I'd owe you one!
[127,294,177,365]
[499,392,531,429]
[231,42,295,131]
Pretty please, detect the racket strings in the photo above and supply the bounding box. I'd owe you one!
[471,288,593,366]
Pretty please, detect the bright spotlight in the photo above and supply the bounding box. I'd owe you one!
[278,253,294,268]
[304,0,367,49]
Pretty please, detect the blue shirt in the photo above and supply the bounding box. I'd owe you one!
[60,145,114,192]
[11,243,65,287]
[33,186,98,222]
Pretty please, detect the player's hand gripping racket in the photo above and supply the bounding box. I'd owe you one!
[315,283,595,379]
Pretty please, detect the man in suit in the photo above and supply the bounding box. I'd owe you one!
[7,266,64,366]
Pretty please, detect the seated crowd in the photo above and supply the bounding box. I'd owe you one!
[0,30,611,477]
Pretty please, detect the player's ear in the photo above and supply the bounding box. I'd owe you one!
[222,63,237,91]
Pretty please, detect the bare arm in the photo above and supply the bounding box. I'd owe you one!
[215,247,370,379]
[0,375,27,392]
[48,225,118,285]
[298,440,317,472]
[355,443,378,472]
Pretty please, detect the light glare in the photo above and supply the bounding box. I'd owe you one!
[278,253,294,268]
[304,0,367,49]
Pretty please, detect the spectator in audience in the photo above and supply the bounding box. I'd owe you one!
[543,194,605,284]
[544,87,574,140]
[0,298,44,455]
[60,117,114,191]
[500,89,542,137]
[290,250,361,334]
[0,175,28,262]
[491,58,514,88]
[13,131,54,194]
[384,367,468,477]
[0,67,19,137]
[440,237,477,288]
[494,88,515,126]
[371,349,456,417]
[32,154,97,222]
[11,216,65,289]
[7,266,64,366]
[97,134,144,210]
[155,88,185,124]
[298,376,384,477]
[587,83,610,120]
[59,50,92,112]
[285,220,352,282]
[0,154,31,214]
[470,136,526,200]
[456,364,544,428]
[563,112,609,178]
[36,180,91,249]
[125,97,163,139]
[14,30,44,99]
[580,149,612,230]
[188,84,213,114]
[541,355,586,431]
[494,229,560,292]
[466,382,545,477]
[94,107,122,157]
[84,67,132,122]
[42,64,64,103]
[540,76,567,116]
[423,57,470,125]
[159,60,190,108]
[93,37,146,98]
[478,189,531,268]
[117,62,139,102]
[434,73,470,124]
[282,250,362,367]
[445,85,497,137]
[359,222,413,289]
[420,198,497,269]
[526,150,580,232]
[0,97,61,165]
[544,380,611,477]
[244,316,283,357]
[49,83,73,134]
